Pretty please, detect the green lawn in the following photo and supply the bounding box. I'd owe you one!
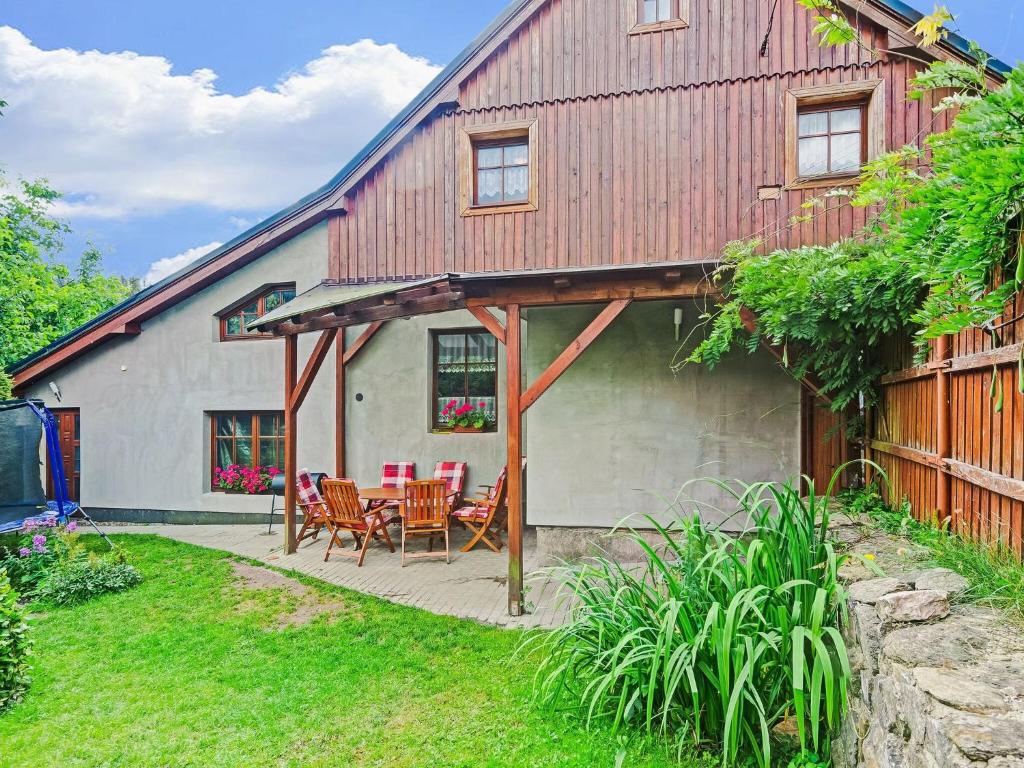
[0,535,705,768]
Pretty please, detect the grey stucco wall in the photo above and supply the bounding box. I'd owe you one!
[23,223,334,516]
[524,301,801,530]
[343,310,508,496]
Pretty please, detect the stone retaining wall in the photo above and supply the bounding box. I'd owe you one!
[834,528,1024,768]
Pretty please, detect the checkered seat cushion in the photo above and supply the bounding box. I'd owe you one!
[381,462,415,488]
[433,461,467,497]
[452,465,507,520]
[296,469,325,509]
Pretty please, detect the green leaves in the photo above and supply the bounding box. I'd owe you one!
[797,0,857,47]
[0,174,135,372]
[682,239,922,410]
[0,569,32,712]
[530,474,852,767]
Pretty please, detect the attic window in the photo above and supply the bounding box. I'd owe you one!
[631,0,688,32]
[459,119,539,216]
[218,284,295,341]
[784,79,886,189]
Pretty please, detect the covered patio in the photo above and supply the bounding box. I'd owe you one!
[250,261,716,616]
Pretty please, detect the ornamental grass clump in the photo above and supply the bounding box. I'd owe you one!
[529,474,851,768]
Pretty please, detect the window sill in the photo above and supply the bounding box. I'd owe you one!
[461,201,538,217]
[431,428,498,435]
[629,18,689,35]
[784,174,861,191]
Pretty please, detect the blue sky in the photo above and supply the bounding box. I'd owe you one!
[1,0,1022,282]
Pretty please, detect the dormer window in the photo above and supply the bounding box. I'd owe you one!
[218,284,295,341]
[631,0,688,32]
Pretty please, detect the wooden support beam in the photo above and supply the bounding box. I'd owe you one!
[288,329,337,411]
[342,321,385,366]
[465,278,708,308]
[521,300,631,413]
[467,306,506,345]
[283,334,298,555]
[281,293,464,335]
[335,331,346,477]
[505,303,524,617]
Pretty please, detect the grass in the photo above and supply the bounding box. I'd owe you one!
[0,534,711,768]
[842,485,1024,623]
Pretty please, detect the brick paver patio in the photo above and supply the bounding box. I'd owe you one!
[103,523,570,629]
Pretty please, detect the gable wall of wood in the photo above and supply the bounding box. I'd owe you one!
[329,0,950,282]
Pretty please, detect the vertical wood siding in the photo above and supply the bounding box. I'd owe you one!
[457,0,884,111]
[331,57,948,281]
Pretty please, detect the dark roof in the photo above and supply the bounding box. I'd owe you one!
[9,0,1012,378]
[8,0,534,377]
[874,0,1011,75]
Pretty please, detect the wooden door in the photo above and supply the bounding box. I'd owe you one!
[47,409,81,502]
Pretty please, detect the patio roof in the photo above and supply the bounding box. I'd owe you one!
[249,260,719,335]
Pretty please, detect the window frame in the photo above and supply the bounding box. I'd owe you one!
[472,137,531,208]
[458,119,539,216]
[209,411,286,491]
[217,283,296,341]
[795,101,869,180]
[784,79,886,190]
[429,328,499,432]
[630,0,689,33]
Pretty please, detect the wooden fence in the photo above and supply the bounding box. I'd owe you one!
[867,291,1024,554]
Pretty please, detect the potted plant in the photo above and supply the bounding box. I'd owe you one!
[441,400,495,433]
[213,464,280,494]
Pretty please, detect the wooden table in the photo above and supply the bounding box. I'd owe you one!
[358,487,403,504]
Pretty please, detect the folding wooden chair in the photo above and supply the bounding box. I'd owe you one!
[295,469,329,545]
[401,479,451,566]
[433,461,467,510]
[321,479,394,566]
[452,466,508,553]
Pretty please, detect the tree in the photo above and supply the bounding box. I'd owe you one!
[0,174,135,382]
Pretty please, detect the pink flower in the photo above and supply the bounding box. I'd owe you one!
[66,521,78,532]
[18,547,31,558]
[32,534,47,547]
[479,402,486,409]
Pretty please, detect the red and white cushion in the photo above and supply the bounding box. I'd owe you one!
[452,504,489,521]
[381,462,415,488]
[433,462,467,497]
[296,469,325,509]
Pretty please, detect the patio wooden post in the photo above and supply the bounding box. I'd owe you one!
[284,334,298,554]
[505,303,524,616]
[335,330,346,477]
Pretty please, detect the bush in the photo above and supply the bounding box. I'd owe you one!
[0,520,142,605]
[0,570,31,711]
[35,554,142,607]
[0,519,63,595]
[530,476,851,768]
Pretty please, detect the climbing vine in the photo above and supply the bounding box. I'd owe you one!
[684,7,1024,412]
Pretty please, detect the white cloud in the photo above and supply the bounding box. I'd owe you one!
[143,241,222,286]
[0,27,441,219]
